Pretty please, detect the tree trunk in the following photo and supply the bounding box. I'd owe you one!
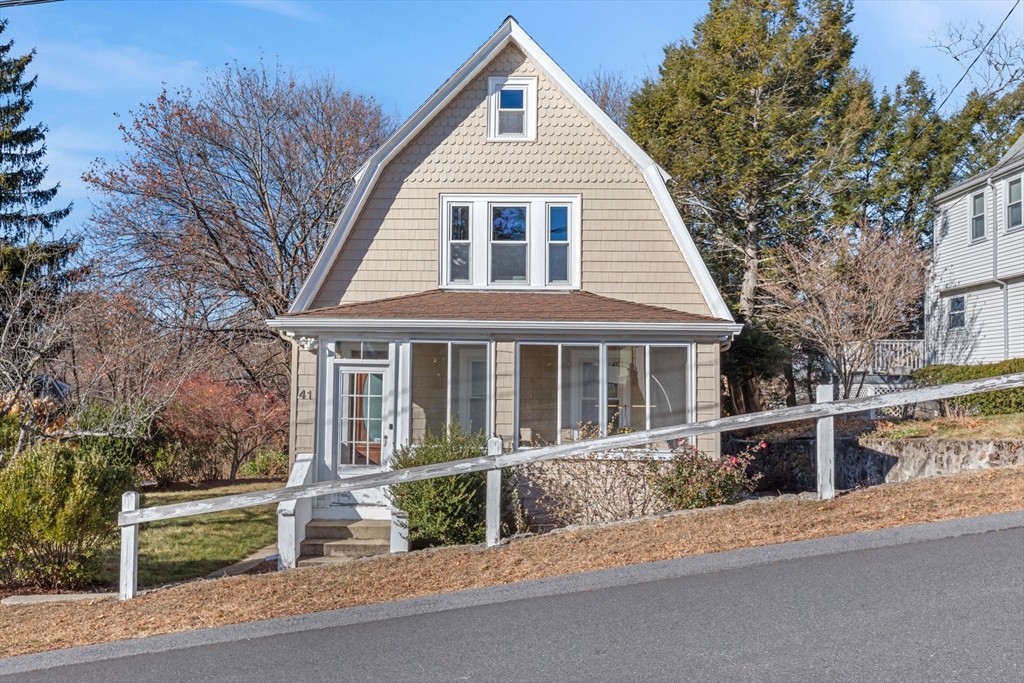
[740,377,762,414]
[739,213,760,321]
[784,358,797,407]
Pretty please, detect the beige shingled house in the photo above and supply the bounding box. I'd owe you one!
[267,17,741,566]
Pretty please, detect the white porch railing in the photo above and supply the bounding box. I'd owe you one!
[871,339,925,375]
[116,372,1024,600]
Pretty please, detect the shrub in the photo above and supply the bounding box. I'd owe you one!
[519,453,664,528]
[387,423,488,546]
[237,449,289,478]
[653,444,762,510]
[912,358,1024,416]
[0,440,136,589]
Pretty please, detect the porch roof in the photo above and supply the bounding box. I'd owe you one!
[279,290,727,324]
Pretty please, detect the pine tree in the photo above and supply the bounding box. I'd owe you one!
[0,19,70,243]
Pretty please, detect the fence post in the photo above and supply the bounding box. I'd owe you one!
[815,385,836,501]
[486,436,503,547]
[119,491,140,600]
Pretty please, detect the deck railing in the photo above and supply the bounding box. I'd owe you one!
[870,339,926,375]
[117,372,1024,600]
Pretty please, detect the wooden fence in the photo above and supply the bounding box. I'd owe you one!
[117,372,1024,600]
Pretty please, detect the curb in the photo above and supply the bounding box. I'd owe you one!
[2,510,1022,676]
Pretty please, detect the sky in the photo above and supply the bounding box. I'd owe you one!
[1,0,1021,235]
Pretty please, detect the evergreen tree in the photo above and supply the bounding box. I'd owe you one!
[0,19,70,243]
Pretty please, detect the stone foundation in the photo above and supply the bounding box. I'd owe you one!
[726,438,1024,491]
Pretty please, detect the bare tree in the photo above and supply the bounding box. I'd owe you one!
[931,18,1024,98]
[83,58,395,388]
[580,67,634,130]
[760,223,927,399]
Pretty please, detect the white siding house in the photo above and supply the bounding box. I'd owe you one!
[926,135,1024,365]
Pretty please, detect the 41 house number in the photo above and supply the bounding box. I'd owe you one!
[298,390,314,400]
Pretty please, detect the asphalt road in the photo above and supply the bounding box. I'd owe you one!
[5,520,1023,682]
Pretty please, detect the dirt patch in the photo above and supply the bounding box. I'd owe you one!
[2,465,1022,659]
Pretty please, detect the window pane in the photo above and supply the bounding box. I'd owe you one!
[491,244,527,281]
[362,342,389,360]
[450,205,469,241]
[451,344,488,436]
[561,346,600,440]
[972,216,985,240]
[492,206,527,241]
[411,343,448,442]
[607,346,647,433]
[450,243,470,282]
[972,194,984,216]
[951,296,965,312]
[518,345,558,446]
[548,206,568,241]
[548,244,568,283]
[498,110,525,135]
[499,88,524,109]
[649,346,688,438]
[336,341,361,359]
[1010,180,1022,204]
[1010,202,1023,229]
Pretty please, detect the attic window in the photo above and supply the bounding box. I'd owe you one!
[488,77,536,141]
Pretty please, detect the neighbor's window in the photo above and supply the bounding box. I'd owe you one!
[488,76,536,141]
[440,195,580,288]
[1008,178,1022,230]
[517,343,691,447]
[948,296,965,329]
[971,193,986,241]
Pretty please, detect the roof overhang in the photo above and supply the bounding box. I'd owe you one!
[288,17,734,323]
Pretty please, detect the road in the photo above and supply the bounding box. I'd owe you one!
[4,518,1023,682]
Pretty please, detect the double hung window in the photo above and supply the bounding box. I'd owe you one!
[971,193,986,241]
[440,194,581,288]
[488,77,536,141]
[1008,178,1022,231]
[948,296,965,329]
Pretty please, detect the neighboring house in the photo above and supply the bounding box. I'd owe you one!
[926,135,1024,366]
[267,17,740,544]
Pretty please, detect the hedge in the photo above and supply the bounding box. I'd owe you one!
[912,358,1024,415]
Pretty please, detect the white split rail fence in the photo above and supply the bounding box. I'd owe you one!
[116,373,1024,599]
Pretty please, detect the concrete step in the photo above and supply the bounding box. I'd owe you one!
[296,555,357,568]
[304,519,391,541]
[300,537,389,560]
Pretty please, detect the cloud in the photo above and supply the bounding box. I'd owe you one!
[30,42,203,96]
[225,0,322,21]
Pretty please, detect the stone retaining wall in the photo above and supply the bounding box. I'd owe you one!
[726,437,1024,491]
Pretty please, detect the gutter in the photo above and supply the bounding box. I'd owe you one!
[266,317,744,337]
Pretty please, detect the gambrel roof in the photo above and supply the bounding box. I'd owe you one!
[289,16,733,322]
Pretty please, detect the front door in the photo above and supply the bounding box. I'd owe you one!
[330,363,393,506]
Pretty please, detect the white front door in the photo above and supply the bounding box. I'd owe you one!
[330,362,393,507]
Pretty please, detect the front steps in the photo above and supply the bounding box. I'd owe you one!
[297,519,391,567]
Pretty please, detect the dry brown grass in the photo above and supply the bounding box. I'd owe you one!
[3,465,1023,659]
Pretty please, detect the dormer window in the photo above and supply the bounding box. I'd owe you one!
[488,77,536,141]
[440,194,580,289]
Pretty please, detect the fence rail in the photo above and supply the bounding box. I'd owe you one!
[116,372,1024,599]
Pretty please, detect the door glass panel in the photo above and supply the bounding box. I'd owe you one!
[337,370,384,466]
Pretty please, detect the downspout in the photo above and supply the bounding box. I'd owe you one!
[988,178,1009,361]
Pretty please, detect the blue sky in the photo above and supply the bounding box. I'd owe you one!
[1,0,1021,234]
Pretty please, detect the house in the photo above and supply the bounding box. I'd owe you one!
[926,135,1024,366]
[267,17,741,565]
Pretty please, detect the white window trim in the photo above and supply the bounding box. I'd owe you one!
[439,194,582,290]
[970,192,986,243]
[948,295,966,330]
[487,76,537,142]
[513,341,696,448]
[1006,176,1023,233]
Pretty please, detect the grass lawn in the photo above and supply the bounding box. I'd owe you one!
[873,412,1024,440]
[101,480,284,587]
